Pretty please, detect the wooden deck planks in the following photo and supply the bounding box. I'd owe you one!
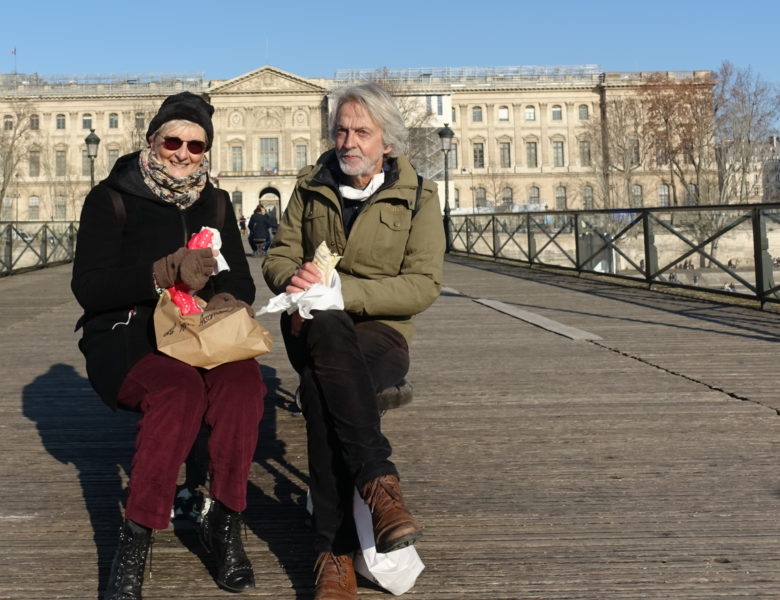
[1,255,780,598]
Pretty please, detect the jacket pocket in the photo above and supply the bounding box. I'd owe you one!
[369,205,412,269]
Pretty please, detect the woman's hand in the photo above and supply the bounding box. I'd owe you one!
[205,292,254,317]
[153,247,217,291]
[285,262,321,294]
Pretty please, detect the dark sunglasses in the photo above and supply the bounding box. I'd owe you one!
[162,137,206,154]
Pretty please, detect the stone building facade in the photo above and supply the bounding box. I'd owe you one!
[0,65,717,222]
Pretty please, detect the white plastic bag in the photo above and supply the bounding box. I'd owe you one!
[351,488,425,595]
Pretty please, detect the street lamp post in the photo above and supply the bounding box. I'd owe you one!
[85,129,101,189]
[437,123,454,253]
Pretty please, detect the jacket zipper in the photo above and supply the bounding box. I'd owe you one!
[180,211,188,246]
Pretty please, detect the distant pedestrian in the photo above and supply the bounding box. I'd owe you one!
[239,214,246,233]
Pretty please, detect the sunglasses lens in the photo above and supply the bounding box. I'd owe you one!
[162,137,206,154]
[186,140,206,154]
[162,137,183,151]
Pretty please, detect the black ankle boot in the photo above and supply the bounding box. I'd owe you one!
[199,499,255,593]
[103,519,153,600]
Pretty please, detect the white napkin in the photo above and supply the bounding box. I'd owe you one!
[256,270,344,318]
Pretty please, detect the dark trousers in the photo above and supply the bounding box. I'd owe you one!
[281,310,409,553]
[117,353,266,530]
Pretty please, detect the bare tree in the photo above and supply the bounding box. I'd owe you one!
[580,96,650,209]
[362,69,440,178]
[713,61,780,204]
[0,98,36,203]
[642,73,718,205]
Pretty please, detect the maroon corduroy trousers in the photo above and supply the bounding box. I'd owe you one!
[117,353,266,530]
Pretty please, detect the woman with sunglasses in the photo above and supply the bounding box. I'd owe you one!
[72,92,266,599]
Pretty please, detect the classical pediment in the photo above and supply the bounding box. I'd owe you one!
[209,66,326,95]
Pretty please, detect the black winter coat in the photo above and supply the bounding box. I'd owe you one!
[71,151,255,408]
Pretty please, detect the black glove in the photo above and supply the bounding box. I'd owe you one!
[152,247,215,292]
[205,292,254,317]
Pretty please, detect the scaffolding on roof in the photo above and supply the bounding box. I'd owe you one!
[331,64,603,88]
[0,72,206,96]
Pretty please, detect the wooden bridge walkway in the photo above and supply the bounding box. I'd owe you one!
[2,254,780,599]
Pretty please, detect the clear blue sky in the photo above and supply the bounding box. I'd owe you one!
[4,0,779,85]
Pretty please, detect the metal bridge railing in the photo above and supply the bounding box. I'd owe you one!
[0,222,78,276]
[448,203,780,308]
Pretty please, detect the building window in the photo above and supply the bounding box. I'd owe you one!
[30,114,39,130]
[474,186,486,207]
[426,96,444,116]
[498,106,510,122]
[231,146,243,172]
[658,183,670,206]
[108,148,119,169]
[447,143,458,170]
[629,139,640,166]
[630,184,643,207]
[295,144,308,170]
[582,185,594,210]
[501,187,513,205]
[260,138,279,172]
[3,115,12,130]
[683,139,694,164]
[555,186,567,210]
[579,140,591,167]
[56,114,66,129]
[232,191,243,216]
[1,197,12,220]
[82,114,92,129]
[109,113,119,129]
[499,142,511,168]
[82,150,91,177]
[28,150,40,177]
[54,196,67,220]
[525,106,536,121]
[473,142,484,169]
[529,186,540,204]
[526,142,538,168]
[55,150,67,176]
[135,112,145,130]
[686,183,698,205]
[579,105,589,120]
[551,105,563,121]
[656,143,668,165]
[28,196,40,220]
[454,188,460,209]
[553,141,565,167]
[472,106,483,122]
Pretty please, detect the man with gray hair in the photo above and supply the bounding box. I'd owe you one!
[263,82,444,599]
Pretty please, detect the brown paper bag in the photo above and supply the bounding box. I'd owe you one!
[153,290,272,369]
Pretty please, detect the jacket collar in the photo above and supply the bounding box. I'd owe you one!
[304,149,418,208]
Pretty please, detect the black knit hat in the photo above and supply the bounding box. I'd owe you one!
[146,91,214,149]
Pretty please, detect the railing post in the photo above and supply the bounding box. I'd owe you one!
[41,224,49,267]
[492,215,499,259]
[526,214,535,265]
[2,224,11,276]
[573,213,581,272]
[642,210,658,284]
[752,207,774,307]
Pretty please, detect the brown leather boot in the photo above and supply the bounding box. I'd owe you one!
[361,474,422,553]
[314,552,357,600]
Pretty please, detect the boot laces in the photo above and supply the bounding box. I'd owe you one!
[364,476,402,514]
[314,553,350,587]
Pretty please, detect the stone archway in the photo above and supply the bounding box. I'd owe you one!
[258,187,281,219]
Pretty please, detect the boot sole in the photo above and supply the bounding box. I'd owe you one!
[217,577,256,594]
[376,529,422,554]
